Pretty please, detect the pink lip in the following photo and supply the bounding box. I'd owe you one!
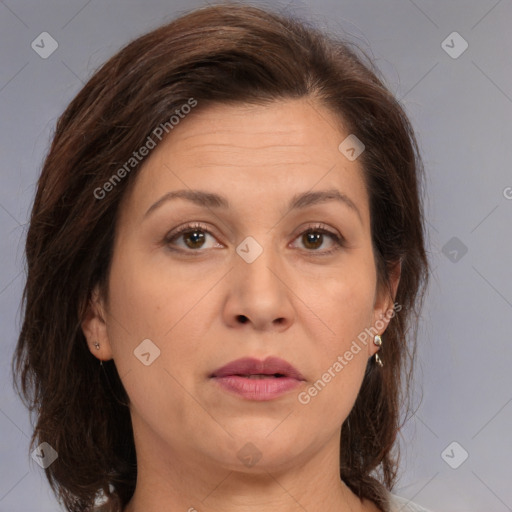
[210,356,305,401]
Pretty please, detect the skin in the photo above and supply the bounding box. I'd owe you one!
[82,97,400,512]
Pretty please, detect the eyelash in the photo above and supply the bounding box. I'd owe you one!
[164,222,345,256]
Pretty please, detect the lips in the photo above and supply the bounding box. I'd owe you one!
[210,356,305,381]
[210,356,305,401]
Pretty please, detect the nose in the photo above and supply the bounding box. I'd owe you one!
[221,238,295,332]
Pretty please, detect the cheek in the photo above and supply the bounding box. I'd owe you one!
[103,252,208,434]
[302,258,376,350]
[293,260,375,420]
[297,294,372,429]
[106,242,204,340]
[104,246,210,386]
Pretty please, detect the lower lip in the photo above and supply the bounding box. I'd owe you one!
[211,375,302,401]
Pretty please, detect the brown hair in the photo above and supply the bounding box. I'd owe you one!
[12,2,429,511]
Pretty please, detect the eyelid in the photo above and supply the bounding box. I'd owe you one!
[291,223,346,255]
[164,222,221,248]
[165,221,216,237]
[164,221,345,255]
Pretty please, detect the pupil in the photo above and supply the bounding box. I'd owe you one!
[186,230,205,248]
[305,232,321,249]
[183,230,323,250]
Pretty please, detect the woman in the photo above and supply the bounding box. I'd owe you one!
[12,3,431,511]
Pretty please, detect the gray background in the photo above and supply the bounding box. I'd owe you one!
[1,1,511,511]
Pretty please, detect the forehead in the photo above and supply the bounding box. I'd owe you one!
[165,98,349,161]
[120,98,369,222]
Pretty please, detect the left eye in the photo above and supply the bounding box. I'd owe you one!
[165,223,344,255]
[293,227,343,254]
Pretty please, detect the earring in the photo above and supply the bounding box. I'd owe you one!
[93,342,100,350]
[373,335,383,367]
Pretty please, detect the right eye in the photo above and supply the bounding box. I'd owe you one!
[164,222,223,252]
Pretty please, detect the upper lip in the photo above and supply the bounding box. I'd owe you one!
[210,356,305,380]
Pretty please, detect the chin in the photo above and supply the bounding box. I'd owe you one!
[207,429,308,473]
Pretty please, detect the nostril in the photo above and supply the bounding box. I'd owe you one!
[237,315,248,323]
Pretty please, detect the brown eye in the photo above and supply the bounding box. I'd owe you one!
[182,229,206,249]
[302,231,323,250]
[293,225,344,255]
[165,222,344,256]
[165,223,220,252]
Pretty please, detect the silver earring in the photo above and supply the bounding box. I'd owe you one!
[373,335,383,367]
[93,342,100,350]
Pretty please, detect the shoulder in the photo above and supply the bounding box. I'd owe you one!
[387,493,433,512]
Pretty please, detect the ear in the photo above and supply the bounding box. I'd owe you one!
[81,284,114,361]
[370,259,401,354]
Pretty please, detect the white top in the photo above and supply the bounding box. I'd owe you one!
[389,493,432,511]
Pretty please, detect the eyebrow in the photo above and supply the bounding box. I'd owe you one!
[144,188,362,223]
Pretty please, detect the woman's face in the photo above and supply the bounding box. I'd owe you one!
[84,98,398,475]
